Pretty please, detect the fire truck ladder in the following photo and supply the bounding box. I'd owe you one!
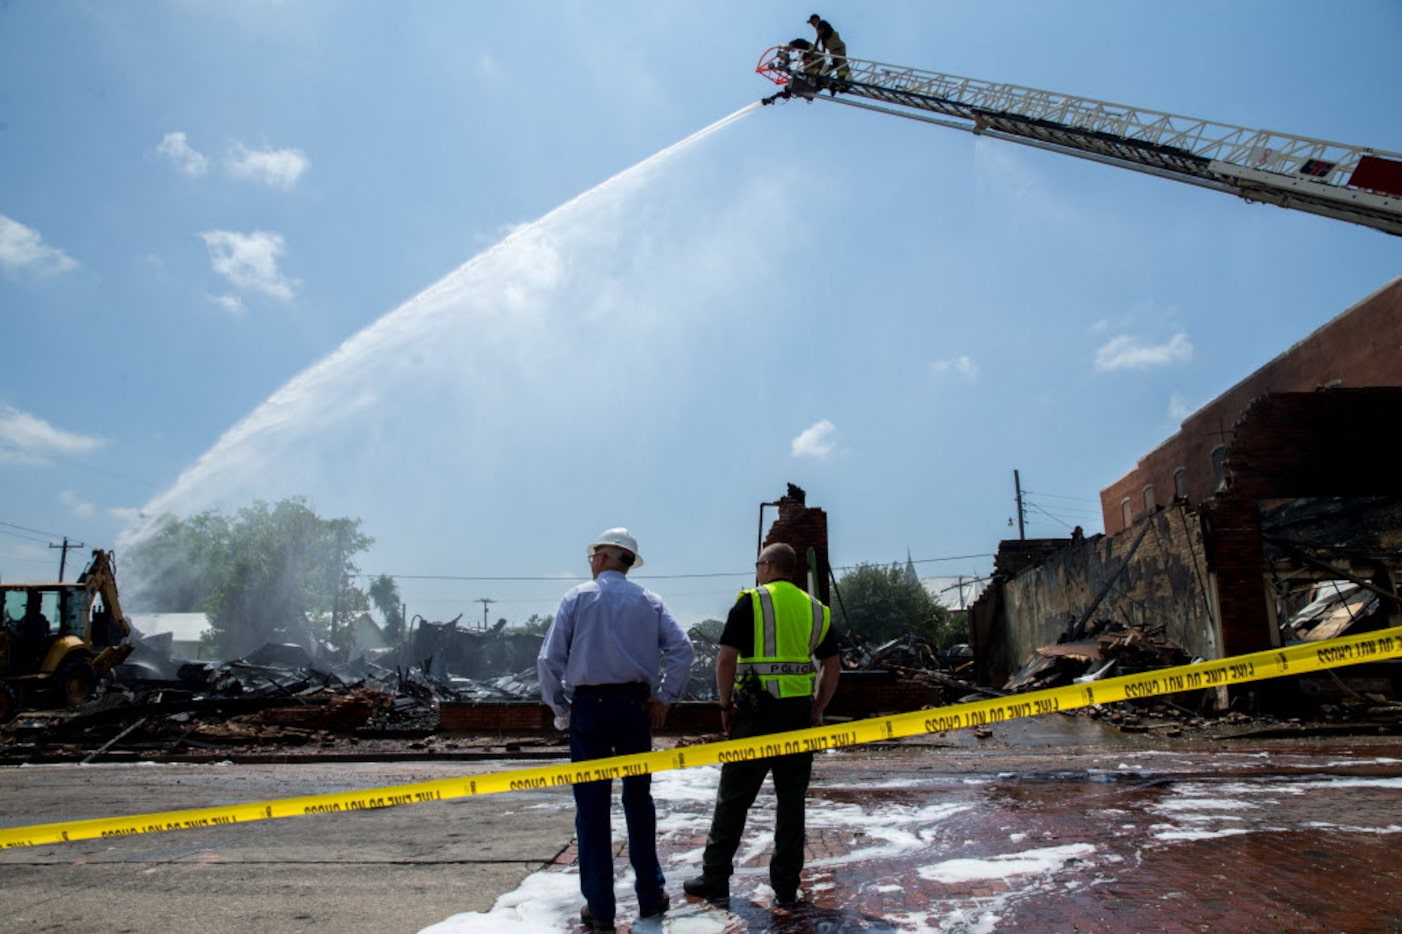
[756,49,1402,237]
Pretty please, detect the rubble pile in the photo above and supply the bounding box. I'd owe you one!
[0,661,440,763]
[15,585,1391,760]
[1002,622,1192,694]
[995,588,1401,738]
[830,634,983,713]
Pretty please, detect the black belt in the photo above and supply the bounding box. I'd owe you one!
[575,682,650,697]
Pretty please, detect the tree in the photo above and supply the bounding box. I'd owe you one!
[832,562,958,647]
[128,498,373,657]
[518,613,555,636]
[367,574,406,642]
[688,618,725,646]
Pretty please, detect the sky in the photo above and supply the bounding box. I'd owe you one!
[3,1,1400,631]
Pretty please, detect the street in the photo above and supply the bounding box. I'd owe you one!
[2,717,1401,932]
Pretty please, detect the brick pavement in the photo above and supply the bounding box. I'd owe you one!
[552,726,1402,932]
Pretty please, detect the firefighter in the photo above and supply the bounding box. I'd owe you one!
[807,13,850,87]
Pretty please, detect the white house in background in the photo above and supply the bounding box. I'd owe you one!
[130,612,214,659]
[902,550,987,612]
[920,576,988,612]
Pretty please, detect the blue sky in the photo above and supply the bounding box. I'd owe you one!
[3,1,1399,628]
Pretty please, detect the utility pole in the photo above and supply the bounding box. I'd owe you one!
[330,527,346,643]
[476,597,495,631]
[1013,470,1026,540]
[49,536,85,582]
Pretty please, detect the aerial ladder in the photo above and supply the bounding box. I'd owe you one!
[756,48,1402,237]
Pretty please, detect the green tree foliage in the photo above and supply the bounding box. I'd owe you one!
[128,498,372,657]
[688,618,725,646]
[518,613,555,636]
[937,610,971,649]
[833,562,959,647]
[367,574,406,641]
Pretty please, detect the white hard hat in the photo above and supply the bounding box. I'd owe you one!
[588,527,643,568]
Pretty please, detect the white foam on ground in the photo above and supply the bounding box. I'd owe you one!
[419,763,1402,932]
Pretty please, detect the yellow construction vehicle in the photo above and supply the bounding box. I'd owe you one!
[0,549,134,721]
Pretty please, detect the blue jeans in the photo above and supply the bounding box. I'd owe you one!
[570,684,666,923]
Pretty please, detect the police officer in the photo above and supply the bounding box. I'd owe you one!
[683,542,841,908]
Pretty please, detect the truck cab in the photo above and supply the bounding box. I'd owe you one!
[0,550,133,721]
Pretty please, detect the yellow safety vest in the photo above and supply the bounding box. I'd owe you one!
[735,581,831,699]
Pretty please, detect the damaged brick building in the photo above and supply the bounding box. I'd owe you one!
[969,276,1402,705]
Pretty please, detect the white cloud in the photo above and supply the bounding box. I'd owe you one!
[0,214,78,277]
[1094,332,1193,372]
[207,293,247,316]
[791,419,838,460]
[931,355,979,377]
[155,131,210,177]
[199,230,297,301]
[226,142,309,191]
[108,506,145,523]
[58,490,96,518]
[0,405,106,465]
[1168,393,1197,422]
[157,133,308,190]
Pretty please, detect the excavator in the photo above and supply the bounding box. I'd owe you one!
[756,47,1402,237]
[0,549,134,721]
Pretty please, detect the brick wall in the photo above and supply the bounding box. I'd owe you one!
[1101,276,1402,533]
[764,484,831,605]
[971,504,1217,687]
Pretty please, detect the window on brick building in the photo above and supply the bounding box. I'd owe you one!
[1211,444,1227,491]
[1174,467,1188,500]
[1120,496,1132,528]
[1142,485,1155,513]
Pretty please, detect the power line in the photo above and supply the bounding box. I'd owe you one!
[0,519,67,541]
[356,551,999,584]
[1024,501,1089,532]
[904,553,996,566]
[1021,488,1103,504]
[0,526,53,545]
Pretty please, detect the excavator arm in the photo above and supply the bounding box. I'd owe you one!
[756,47,1402,236]
[76,549,133,677]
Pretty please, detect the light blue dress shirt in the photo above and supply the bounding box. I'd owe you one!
[537,570,695,717]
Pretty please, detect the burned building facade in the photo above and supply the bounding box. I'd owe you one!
[972,277,1402,696]
[762,483,832,605]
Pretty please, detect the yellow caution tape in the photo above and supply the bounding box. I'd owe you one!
[3,626,1399,849]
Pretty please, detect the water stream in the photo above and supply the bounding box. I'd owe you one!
[119,103,770,618]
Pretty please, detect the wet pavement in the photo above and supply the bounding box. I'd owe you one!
[499,716,1402,934]
[3,715,1400,933]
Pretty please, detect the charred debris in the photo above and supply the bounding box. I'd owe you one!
[2,603,1393,763]
[9,592,1391,765]
[0,610,984,763]
[7,478,1397,761]
[999,579,1402,739]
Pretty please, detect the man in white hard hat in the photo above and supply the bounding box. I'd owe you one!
[538,527,695,933]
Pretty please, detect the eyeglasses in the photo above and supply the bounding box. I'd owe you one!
[755,559,771,567]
